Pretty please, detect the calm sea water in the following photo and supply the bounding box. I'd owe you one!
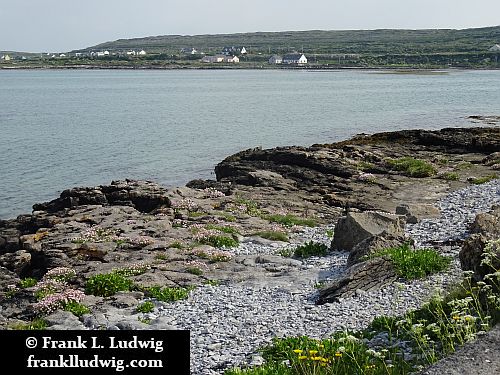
[1,69,499,218]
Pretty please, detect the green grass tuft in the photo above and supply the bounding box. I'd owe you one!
[440,172,459,181]
[63,301,91,317]
[204,279,221,286]
[143,286,194,302]
[12,318,48,330]
[369,244,451,279]
[388,157,437,177]
[85,272,134,297]
[254,231,289,242]
[136,301,155,313]
[294,241,329,258]
[168,241,184,249]
[200,235,239,248]
[205,224,239,234]
[19,277,38,288]
[264,214,316,227]
[186,267,204,276]
[469,174,498,185]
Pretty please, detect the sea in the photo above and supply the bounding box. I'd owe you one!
[1,69,499,218]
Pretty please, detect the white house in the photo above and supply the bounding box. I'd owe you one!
[201,55,225,63]
[126,50,136,56]
[224,55,240,63]
[489,44,500,52]
[282,53,307,65]
[59,53,66,57]
[1,54,11,61]
[96,52,105,57]
[138,50,147,56]
[268,55,283,64]
[104,50,110,56]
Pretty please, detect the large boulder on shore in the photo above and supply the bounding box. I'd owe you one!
[332,211,405,251]
[469,206,500,238]
[460,207,500,284]
[317,257,397,304]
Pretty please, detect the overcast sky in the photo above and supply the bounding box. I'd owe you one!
[1,0,500,52]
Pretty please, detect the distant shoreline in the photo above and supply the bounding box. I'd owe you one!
[1,64,499,71]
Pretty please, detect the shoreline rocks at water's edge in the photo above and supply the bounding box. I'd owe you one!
[0,126,499,374]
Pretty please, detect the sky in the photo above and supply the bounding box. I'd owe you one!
[1,0,500,52]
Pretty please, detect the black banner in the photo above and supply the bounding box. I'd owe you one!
[1,330,190,374]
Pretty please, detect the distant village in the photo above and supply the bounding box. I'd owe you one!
[2,43,499,67]
[0,45,311,66]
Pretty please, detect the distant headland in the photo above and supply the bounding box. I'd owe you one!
[2,25,500,70]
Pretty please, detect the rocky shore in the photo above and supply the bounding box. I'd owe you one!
[0,126,499,374]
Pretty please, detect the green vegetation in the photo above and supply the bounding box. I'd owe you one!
[85,272,134,297]
[233,333,412,375]
[440,172,459,181]
[356,161,375,171]
[113,263,150,277]
[186,267,204,276]
[326,229,334,239]
[255,231,289,242]
[314,281,327,289]
[19,277,38,288]
[278,248,294,257]
[188,211,206,218]
[63,301,91,317]
[264,214,316,228]
[217,212,237,222]
[168,241,184,249]
[155,253,169,261]
[205,224,239,234]
[136,301,155,313]
[455,161,473,170]
[143,286,194,302]
[138,317,152,325]
[12,318,48,330]
[294,241,329,258]
[204,279,221,287]
[469,174,498,185]
[235,197,262,216]
[369,244,451,279]
[199,235,239,248]
[387,157,437,177]
[226,363,290,375]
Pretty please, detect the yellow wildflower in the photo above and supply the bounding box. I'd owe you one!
[293,349,303,354]
[335,352,342,357]
[298,355,308,360]
[308,350,318,355]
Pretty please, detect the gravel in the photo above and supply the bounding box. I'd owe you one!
[140,179,500,374]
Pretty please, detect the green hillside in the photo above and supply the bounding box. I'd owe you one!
[81,26,500,54]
